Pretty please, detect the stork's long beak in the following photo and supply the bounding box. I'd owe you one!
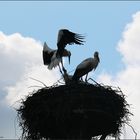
[68,55,71,64]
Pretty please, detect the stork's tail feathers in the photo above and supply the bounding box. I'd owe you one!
[72,72,79,82]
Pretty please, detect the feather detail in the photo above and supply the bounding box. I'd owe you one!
[72,52,100,81]
[43,42,54,52]
[48,58,61,70]
[48,52,61,70]
[57,29,85,53]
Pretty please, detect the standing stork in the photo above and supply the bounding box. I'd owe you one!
[72,51,100,82]
[43,29,84,73]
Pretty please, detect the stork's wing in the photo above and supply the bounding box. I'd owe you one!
[43,42,55,65]
[73,58,92,81]
[43,42,54,53]
[76,58,92,70]
[57,29,85,50]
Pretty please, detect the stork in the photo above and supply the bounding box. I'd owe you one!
[43,42,71,73]
[43,29,84,73]
[72,51,100,82]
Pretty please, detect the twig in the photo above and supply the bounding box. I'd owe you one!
[29,77,47,87]
[87,78,101,87]
[58,80,65,85]
[52,77,63,86]
[126,122,137,140]
[52,69,75,85]
[28,85,44,88]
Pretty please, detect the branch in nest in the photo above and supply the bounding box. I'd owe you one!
[126,122,137,140]
[87,78,101,86]
[28,85,44,89]
[29,77,47,87]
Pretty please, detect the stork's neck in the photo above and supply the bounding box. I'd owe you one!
[56,47,65,57]
[56,50,62,58]
[97,55,100,62]
[94,55,100,63]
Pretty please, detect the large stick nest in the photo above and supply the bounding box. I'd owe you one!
[17,82,131,140]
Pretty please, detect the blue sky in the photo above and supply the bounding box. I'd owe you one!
[1,1,140,139]
[0,1,140,74]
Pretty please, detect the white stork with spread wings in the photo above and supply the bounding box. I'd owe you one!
[43,29,84,72]
[43,42,71,70]
[72,51,100,82]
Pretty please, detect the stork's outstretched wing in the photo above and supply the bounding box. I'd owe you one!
[43,42,54,53]
[43,42,55,65]
[57,29,85,55]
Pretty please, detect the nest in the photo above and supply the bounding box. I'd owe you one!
[17,82,131,140]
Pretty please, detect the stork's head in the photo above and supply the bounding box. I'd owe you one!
[94,51,100,62]
[63,49,71,64]
[94,51,99,57]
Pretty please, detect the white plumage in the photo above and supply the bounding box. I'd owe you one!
[48,51,61,70]
[43,42,70,70]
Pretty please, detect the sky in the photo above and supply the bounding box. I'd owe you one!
[0,1,140,139]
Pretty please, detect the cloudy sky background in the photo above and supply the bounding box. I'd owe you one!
[0,1,140,139]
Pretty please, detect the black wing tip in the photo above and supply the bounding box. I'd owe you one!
[58,29,86,45]
[75,33,85,45]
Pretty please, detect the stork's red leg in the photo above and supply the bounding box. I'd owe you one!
[58,64,63,74]
[61,59,66,73]
[85,73,88,82]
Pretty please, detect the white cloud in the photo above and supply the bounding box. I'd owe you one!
[5,65,60,106]
[117,12,140,66]
[98,11,140,139]
[0,32,60,106]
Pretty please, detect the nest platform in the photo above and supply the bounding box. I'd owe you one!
[17,82,130,140]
